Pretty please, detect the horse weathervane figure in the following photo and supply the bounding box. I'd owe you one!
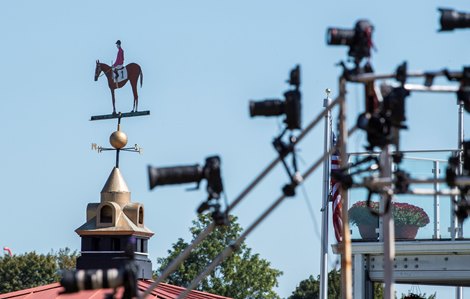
[94,40,143,114]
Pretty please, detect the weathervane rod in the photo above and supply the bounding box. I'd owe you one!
[116,149,120,168]
[91,111,143,169]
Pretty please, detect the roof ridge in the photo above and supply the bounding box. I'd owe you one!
[0,281,233,299]
[0,283,60,298]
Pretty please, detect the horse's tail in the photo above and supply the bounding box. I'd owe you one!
[140,69,143,88]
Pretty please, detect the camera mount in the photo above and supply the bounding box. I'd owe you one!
[327,20,375,76]
[249,65,304,196]
[142,89,345,299]
[443,66,470,112]
[321,58,468,298]
[272,128,303,196]
[331,153,403,216]
[446,141,470,217]
[355,62,410,151]
[249,65,302,130]
[148,156,228,226]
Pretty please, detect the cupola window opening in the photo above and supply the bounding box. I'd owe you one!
[100,205,113,223]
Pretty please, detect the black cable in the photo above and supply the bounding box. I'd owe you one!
[366,190,391,217]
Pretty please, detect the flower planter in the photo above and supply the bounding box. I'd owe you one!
[357,224,419,240]
[349,201,429,241]
[395,224,419,239]
[358,224,378,240]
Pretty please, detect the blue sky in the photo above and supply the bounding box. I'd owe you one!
[1,1,469,298]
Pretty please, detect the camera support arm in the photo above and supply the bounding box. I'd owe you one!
[272,129,303,196]
[141,95,343,299]
[348,68,462,83]
[173,125,358,299]
[348,65,466,107]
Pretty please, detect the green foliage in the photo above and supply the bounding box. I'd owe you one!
[287,274,319,299]
[374,283,385,299]
[288,270,342,299]
[0,248,78,294]
[0,252,57,294]
[348,201,379,226]
[400,292,436,299]
[288,269,384,299]
[156,214,282,299]
[56,248,78,271]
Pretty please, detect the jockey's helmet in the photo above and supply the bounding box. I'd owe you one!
[116,40,121,45]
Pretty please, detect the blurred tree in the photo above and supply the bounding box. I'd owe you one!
[0,248,78,293]
[156,214,283,299]
[55,247,78,271]
[288,269,383,299]
[401,292,436,299]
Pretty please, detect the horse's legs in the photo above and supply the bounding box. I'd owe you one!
[111,88,116,114]
[131,82,138,112]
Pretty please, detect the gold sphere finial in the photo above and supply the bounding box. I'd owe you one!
[110,130,128,149]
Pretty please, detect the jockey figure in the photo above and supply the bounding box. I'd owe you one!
[113,40,125,81]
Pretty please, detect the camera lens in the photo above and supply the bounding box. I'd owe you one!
[326,28,355,46]
[61,269,123,292]
[148,165,203,189]
[249,100,285,117]
[439,8,470,31]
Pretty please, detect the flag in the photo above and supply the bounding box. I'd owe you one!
[331,134,343,242]
[3,247,12,257]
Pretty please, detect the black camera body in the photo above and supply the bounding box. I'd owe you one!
[447,141,470,221]
[444,66,470,113]
[202,156,224,200]
[458,67,470,113]
[439,8,470,31]
[327,20,374,64]
[249,65,302,130]
[357,86,409,150]
[148,156,226,222]
[451,141,470,181]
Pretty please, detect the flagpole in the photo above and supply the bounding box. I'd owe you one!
[456,99,464,299]
[320,89,332,299]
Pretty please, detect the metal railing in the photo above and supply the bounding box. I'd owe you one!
[348,149,465,241]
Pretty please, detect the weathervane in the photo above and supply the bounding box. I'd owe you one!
[91,40,150,168]
[91,112,148,168]
[94,40,144,114]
